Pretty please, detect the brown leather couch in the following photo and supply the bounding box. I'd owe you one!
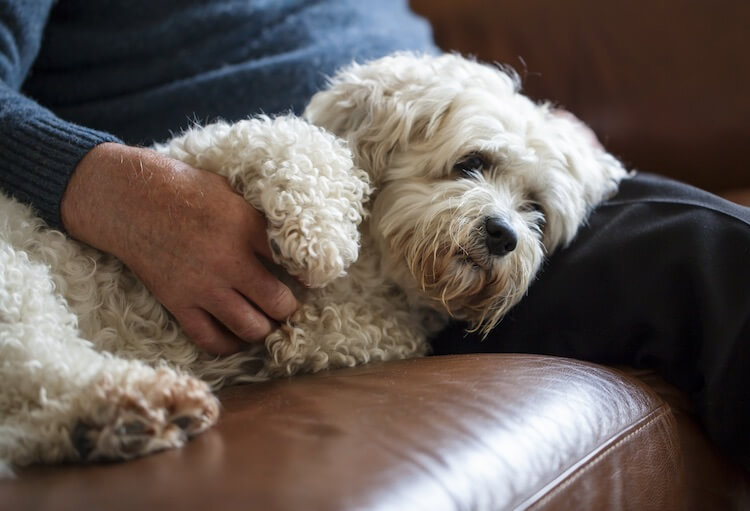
[2,1,749,509]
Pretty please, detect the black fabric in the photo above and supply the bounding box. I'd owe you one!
[431,172,750,469]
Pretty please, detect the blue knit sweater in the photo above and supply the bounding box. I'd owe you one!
[0,0,435,228]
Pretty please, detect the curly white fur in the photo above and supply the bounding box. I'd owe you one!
[0,53,628,473]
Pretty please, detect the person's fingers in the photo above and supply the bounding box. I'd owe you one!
[241,204,276,262]
[234,259,298,321]
[204,288,275,343]
[176,307,246,355]
[235,260,298,322]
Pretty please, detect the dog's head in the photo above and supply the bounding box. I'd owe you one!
[305,53,627,333]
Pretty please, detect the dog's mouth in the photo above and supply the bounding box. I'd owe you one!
[454,221,509,271]
[457,248,493,271]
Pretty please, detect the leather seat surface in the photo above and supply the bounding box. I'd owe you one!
[2,354,680,510]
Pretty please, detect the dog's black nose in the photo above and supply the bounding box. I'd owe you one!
[485,217,517,256]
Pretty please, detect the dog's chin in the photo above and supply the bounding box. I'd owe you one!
[403,239,544,336]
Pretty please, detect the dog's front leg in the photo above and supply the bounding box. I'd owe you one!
[0,316,219,471]
[0,225,218,472]
[156,115,371,288]
[259,276,434,379]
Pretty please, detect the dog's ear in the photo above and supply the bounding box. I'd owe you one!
[304,55,450,183]
[551,109,628,208]
[529,108,630,251]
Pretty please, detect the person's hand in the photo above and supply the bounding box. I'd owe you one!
[61,142,297,355]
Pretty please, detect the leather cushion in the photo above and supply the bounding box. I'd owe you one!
[4,354,681,510]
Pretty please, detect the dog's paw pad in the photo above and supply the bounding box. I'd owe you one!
[72,418,154,460]
[168,411,212,436]
[117,419,149,436]
[72,368,220,462]
[170,416,194,430]
[71,421,96,460]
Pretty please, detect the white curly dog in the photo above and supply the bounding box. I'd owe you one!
[0,53,627,472]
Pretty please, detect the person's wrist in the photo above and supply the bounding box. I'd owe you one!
[61,142,162,261]
[62,143,118,247]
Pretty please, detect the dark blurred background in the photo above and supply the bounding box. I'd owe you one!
[411,0,750,196]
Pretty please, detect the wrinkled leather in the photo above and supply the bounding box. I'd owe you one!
[3,355,682,510]
[621,368,750,510]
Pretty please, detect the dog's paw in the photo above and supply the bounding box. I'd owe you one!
[267,220,363,288]
[245,116,371,288]
[263,166,371,288]
[71,367,219,462]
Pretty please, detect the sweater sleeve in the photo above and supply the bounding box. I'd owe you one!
[0,1,120,230]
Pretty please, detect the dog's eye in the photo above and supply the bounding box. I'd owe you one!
[528,202,544,215]
[523,201,546,228]
[453,154,487,178]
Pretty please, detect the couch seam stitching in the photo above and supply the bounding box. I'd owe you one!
[521,403,672,511]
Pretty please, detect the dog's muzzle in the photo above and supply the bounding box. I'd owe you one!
[485,217,517,256]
